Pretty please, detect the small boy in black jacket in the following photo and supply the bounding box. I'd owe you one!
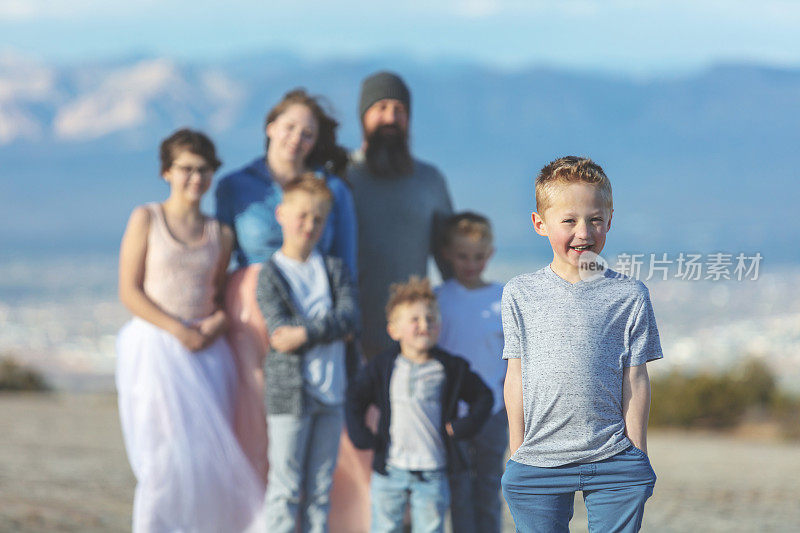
[345,276,493,533]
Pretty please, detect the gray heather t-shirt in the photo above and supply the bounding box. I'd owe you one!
[387,355,447,470]
[502,267,663,467]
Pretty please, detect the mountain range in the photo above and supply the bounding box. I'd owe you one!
[1,50,798,265]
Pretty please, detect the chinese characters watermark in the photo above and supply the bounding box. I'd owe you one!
[578,252,763,282]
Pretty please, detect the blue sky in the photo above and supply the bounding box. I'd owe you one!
[1,1,799,73]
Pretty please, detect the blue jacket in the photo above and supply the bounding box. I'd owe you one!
[345,346,493,475]
[214,156,358,278]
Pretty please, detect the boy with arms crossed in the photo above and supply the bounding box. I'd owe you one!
[501,157,662,533]
[346,277,493,533]
[435,212,507,533]
[256,176,360,533]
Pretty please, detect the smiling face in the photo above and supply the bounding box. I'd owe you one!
[275,190,331,255]
[445,235,494,289]
[362,98,409,140]
[387,300,440,357]
[161,150,213,204]
[532,182,613,283]
[266,103,319,167]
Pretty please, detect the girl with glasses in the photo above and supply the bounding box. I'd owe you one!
[116,128,265,532]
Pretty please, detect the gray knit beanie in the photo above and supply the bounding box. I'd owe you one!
[358,71,411,120]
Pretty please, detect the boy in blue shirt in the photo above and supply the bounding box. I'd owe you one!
[501,156,663,533]
[435,212,506,533]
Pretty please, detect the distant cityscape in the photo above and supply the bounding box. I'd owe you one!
[2,253,799,392]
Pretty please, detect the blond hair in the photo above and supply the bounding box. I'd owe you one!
[535,156,612,215]
[442,211,493,248]
[282,173,334,209]
[385,276,438,322]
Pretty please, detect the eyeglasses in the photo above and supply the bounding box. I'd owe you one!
[171,164,214,178]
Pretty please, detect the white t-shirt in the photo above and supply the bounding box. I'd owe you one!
[436,279,506,414]
[272,250,346,405]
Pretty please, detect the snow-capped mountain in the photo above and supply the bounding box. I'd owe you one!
[0,54,248,143]
[1,51,799,265]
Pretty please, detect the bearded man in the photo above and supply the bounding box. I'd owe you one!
[348,71,454,359]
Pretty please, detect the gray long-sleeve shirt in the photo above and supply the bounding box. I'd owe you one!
[348,150,453,358]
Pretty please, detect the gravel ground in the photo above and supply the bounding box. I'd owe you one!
[1,393,799,532]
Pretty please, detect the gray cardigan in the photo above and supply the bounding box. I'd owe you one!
[256,254,360,415]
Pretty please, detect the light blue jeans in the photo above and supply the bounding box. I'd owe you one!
[265,394,343,533]
[448,408,508,533]
[370,466,450,533]
[502,445,657,533]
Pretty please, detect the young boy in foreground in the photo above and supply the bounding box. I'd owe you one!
[435,212,507,533]
[501,156,663,533]
[256,176,360,533]
[345,276,493,533]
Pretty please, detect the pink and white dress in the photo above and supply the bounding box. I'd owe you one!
[116,203,265,532]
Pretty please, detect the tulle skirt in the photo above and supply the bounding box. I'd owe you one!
[226,264,374,532]
[116,318,266,533]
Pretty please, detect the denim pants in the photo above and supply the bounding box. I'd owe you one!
[502,445,656,533]
[265,394,344,533]
[449,408,508,533]
[370,466,450,533]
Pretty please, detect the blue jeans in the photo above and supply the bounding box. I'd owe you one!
[370,466,450,533]
[449,409,508,533]
[502,445,656,533]
[265,394,343,533]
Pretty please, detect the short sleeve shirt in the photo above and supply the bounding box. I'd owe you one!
[502,267,662,467]
[436,280,506,414]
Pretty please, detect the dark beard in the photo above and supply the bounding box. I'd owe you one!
[364,125,413,177]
